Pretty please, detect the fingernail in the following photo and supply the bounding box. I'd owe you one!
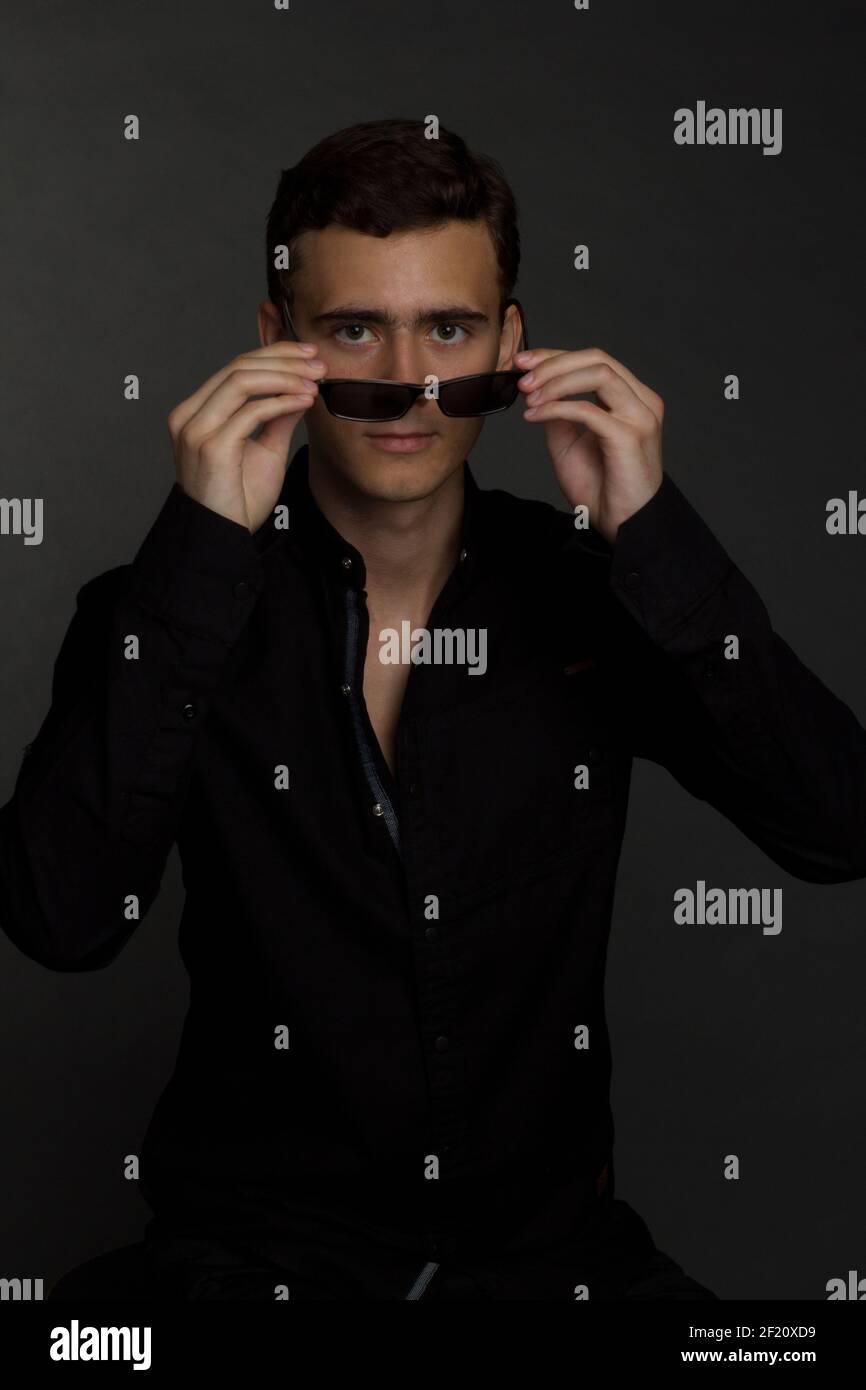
[521,372,535,386]
[298,343,318,352]
[308,360,326,369]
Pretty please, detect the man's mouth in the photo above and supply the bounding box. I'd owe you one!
[364,432,436,453]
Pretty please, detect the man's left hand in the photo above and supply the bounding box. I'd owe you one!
[514,346,664,546]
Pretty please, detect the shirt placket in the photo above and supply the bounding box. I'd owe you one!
[336,557,470,1295]
[341,584,402,853]
[397,573,467,1275]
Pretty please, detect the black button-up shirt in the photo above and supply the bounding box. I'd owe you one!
[2,443,865,1299]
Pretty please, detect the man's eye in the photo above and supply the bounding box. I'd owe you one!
[333,324,375,344]
[431,323,468,344]
[332,322,470,345]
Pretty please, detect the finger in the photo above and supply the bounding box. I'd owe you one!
[523,364,656,430]
[169,346,325,434]
[180,369,322,445]
[513,347,567,375]
[517,347,663,420]
[522,397,636,444]
[209,391,316,452]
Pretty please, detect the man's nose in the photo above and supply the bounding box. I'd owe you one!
[379,329,428,384]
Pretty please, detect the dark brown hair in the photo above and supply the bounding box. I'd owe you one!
[265,118,520,322]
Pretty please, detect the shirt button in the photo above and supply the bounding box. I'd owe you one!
[586,746,598,763]
[434,1035,449,1053]
[625,570,641,589]
[408,781,417,795]
[459,547,468,562]
[341,683,352,696]
[341,556,353,569]
[233,580,251,598]
[703,660,715,678]
[182,702,197,721]
[372,803,384,817]
[425,926,438,942]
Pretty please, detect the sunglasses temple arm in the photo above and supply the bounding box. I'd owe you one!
[281,297,300,341]
[509,297,529,355]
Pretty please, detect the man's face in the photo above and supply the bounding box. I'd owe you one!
[276,220,521,503]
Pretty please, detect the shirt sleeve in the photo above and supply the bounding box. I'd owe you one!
[0,483,266,971]
[576,471,866,884]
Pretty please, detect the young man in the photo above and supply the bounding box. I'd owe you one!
[3,118,865,1301]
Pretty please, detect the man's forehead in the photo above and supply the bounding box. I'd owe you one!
[292,221,499,303]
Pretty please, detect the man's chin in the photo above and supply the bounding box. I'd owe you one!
[348,439,461,503]
[307,425,468,502]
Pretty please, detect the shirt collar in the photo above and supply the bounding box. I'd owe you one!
[256,442,481,592]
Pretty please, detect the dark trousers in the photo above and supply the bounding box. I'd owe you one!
[428,1249,718,1300]
[426,1195,718,1300]
[48,1197,718,1301]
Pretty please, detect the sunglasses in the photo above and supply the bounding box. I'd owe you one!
[278,295,529,422]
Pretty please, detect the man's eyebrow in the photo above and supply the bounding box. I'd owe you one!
[310,304,491,328]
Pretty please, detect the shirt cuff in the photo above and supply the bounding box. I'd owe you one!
[129,482,265,644]
[608,472,735,644]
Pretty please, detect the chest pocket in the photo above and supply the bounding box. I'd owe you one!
[427,659,622,910]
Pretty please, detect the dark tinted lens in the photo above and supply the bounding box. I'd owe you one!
[321,381,413,421]
[438,371,521,417]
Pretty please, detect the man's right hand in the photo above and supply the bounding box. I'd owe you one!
[167,340,327,533]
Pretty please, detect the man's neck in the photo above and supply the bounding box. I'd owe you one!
[306,446,465,618]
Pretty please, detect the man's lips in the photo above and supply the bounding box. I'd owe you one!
[365,431,437,452]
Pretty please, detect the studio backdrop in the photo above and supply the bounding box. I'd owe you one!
[1,0,864,1301]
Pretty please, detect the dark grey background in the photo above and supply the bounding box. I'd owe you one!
[2,0,864,1299]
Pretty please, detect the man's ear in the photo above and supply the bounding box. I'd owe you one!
[258,299,284,349]
[496,301,523,370]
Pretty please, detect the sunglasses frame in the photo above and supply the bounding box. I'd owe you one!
[278,293,530,422]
